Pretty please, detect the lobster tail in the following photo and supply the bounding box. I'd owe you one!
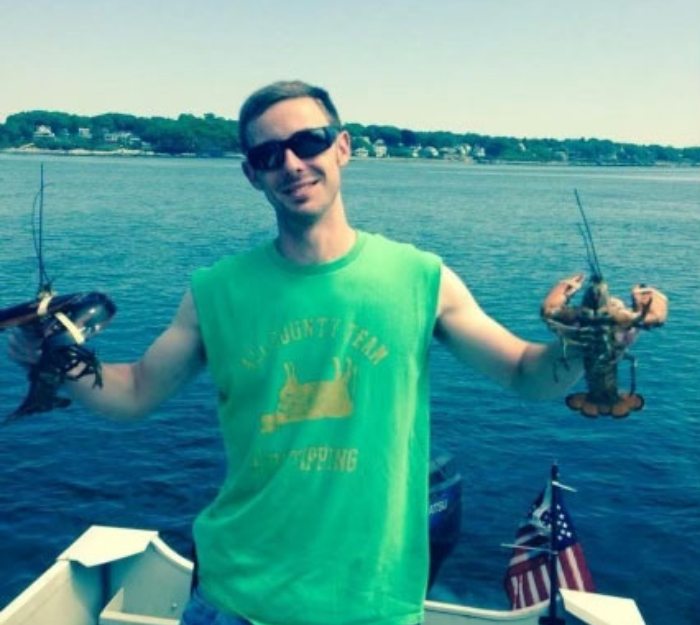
[8,375,72,420]
[565,391,644,419]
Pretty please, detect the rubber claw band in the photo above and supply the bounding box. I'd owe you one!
[53,312,85,345]
[37,293,54,316]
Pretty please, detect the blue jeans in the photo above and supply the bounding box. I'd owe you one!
[180,587,252,625]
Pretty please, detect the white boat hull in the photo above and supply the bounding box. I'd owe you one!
[0,526,639,625]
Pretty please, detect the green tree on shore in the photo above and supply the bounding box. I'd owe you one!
[0,110,697,166]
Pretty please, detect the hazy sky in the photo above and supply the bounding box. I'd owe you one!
[2,0,699,147]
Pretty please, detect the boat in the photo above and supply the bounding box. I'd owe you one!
[0,525,645,625]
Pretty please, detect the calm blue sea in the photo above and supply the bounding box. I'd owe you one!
[0,154,698,625]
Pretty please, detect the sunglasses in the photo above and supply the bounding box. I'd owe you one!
[246,126,341,171]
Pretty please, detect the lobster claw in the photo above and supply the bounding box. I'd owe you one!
[540,273,586,323]
[632,284,668,328]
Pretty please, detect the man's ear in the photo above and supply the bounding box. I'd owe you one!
[242,160,263,190]
[336,130,351,167]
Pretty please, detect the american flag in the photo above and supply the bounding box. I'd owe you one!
[504,481,594,609]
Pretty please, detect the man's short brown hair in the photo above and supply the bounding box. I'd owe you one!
[238,80,342,153]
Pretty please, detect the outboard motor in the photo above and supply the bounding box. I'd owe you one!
[428,450,463,589]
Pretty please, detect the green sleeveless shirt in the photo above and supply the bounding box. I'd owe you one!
[191,231,442,625]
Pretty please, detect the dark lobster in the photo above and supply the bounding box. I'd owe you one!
[540,191,668,418]
[1,291,116,419]
[0,166,116,421]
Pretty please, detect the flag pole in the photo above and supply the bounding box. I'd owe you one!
[539,462,565,625]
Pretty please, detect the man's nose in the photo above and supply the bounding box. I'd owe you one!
[282,148,305,170]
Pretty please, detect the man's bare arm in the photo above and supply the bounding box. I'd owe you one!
[434,265,583,400]
[65,289,205,420]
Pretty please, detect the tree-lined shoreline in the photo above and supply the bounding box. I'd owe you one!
[1,110,698,166]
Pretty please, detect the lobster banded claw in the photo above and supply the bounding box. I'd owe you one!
[540,273,586,324]
[632,284,668,328]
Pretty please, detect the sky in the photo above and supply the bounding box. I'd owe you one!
[1,0,699,148]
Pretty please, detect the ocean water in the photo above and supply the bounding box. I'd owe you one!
[0,154,698,625]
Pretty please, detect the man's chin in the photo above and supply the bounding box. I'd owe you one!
[275,202,324,226]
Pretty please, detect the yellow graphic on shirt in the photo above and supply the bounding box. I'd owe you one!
[253,446,359,473]
[241,317,389,371]
[261,357,356,434]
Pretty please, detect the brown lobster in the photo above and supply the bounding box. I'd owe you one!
[541,191,668,418]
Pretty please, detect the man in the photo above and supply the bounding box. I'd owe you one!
[10,81,584,625]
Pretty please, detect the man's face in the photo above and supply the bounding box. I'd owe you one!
[242,97,350,225]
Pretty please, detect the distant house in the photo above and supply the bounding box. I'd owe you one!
[440,145,471,160]
[373,140,388,158]
[419,146,439,158]
[78,127,92,139]
[104,131,143,147]
[104,131,133,144]
[438,147,454,158]
[33,125,55,139]
[352,147,370,158]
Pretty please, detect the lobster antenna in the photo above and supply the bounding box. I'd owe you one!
[574,189,603,278]
[576,222,596,274]
[31,163,53,295]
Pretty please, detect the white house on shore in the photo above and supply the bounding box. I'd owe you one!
[373,140,388,158]
[33,125,55,139]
